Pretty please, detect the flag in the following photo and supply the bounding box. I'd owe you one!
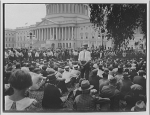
[25,23,28,25]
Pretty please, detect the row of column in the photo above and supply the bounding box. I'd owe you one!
[46,4,88,16]
[32,27,74,41]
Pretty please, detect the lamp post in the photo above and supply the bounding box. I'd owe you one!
[101,28,105,50]
[27,32,35,49]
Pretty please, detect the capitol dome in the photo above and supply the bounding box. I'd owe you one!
[45,4,90,20]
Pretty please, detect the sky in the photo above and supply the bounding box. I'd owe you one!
[5,4,46,29]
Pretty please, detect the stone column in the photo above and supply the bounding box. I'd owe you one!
[53,27,54,40]
[59,27,61,40]
[37,29,39,41]
[56,27,57,40]
[39,29,41,41]
[39,29,40,41]
[37,29,38,41]
[62,27,64,40]
[64,27,66,40]
[35,30,37,40]
[66,27,67,40]
[72,27,74,40]
[68,27,70,40]
[43,28,46,41]
[42,28,44,41]
[49,28,51,40]
[46,28,48,40]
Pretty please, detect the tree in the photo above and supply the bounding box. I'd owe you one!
[89,4,147,49]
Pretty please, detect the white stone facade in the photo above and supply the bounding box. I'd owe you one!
[5,29,16,48]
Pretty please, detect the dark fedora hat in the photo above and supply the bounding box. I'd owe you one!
[47,74,57,82]
[47,69,57,77]
[79,80,94,91]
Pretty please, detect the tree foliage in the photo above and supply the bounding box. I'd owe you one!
[89,4,147,49]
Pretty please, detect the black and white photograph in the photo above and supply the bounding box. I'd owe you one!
[1,0,149,114]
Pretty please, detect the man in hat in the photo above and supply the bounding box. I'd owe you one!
[133,70,146,94]
[71,65,81,78]
[100,77,120,98]
[73,80,110,111]
[42,73,67,109]
[78,43,91,80]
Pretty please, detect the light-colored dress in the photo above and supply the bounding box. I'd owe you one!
[5,96,38,111]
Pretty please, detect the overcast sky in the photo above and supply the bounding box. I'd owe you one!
[5,4,46,29]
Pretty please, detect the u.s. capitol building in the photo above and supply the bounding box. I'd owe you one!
[5,4,144,50]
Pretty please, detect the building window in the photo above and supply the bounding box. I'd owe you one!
[69,43,71,48]
[63,43,65,48]
[66,43,68,48]
[80,33,83,39]
[85,32,88,39]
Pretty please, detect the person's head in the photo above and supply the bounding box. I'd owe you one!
[104,68,109,75]
[83,43,88,50]
[117,67,123,74]
[79,78,86,87]
[138,70,145,76]
[47,74,57,85]
[29,65,35,72]
[73,65,79,70]
[103,73,108,79]
[123,73,130,80]
[98,64,103,70]
[8,70,32,91]
[124,68,129,73]
[16,63,21,69]
[34,68,41,74]
[42,65,47,71]
[109,77,117,86]
[79,80,94,94]
[64,66,70,72]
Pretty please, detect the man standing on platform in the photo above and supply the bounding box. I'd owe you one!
[78,43,91,80]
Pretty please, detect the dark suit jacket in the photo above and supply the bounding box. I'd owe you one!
[42,84,63,109]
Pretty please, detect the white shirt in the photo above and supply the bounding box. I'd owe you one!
[28,52,32,57]
[97,69,104,78]
[62,71,72,83]
[5,52,9,58]
[73,51,78,56]
[78,50,91,61]
[29,72,43,90]
[35,52,39,57]
[9,51,14,57]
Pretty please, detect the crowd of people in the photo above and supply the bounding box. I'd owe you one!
[4,44,147,112]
